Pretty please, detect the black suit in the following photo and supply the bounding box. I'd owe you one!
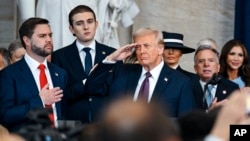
[51,40,116,123]
[85,62,195,117]
[190,75,239,110]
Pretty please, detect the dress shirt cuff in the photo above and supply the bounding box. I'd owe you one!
[83,79,86,85]
[102,56,116,64]
[204,134,225,141]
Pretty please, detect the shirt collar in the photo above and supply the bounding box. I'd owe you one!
[171,64,179,69]
[76,40,96,52]
[24,53,48,71]
[141,60,164,80]
[199,79,217,91]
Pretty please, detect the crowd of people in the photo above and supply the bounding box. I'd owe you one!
[1,4,250,141]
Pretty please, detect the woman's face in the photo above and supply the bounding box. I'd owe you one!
[10,47,26,64]
[226,46,244,70]
[163,48,182,68]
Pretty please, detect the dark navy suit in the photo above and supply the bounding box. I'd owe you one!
[51,40,116,123]
[176,66,196,79]
[0,58,67,131]
[190,75,239,110]
[85,62,195,117]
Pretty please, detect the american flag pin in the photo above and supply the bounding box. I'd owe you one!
[222,90,227,94]
[102,51,106,55]
[164,77,168,82]
[55,73,58,76]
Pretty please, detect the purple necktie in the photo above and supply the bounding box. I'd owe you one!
[138,72,151,102]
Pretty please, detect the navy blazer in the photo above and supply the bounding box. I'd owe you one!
[190,75,239,110]
[85,62,195,117]
[176,66,196,79]
[51,40,116,123]
[0,58,67,131]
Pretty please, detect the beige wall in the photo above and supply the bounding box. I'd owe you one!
[0,0,235,72]
[130,0,235,72]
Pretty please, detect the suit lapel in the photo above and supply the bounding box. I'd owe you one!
[95,42,108,64]
[67,42,87,77]
[151,64,171,100]
[192,77,205,108]
[48,63,61,88]
[126,65,142,96]
[19,58,39,96]
[47,63,63,119]
[215,82,228,100]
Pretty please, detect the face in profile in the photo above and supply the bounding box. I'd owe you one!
[226,46,244,71]
[194,49,220,82]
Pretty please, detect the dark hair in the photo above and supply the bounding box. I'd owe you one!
[19,17,49,49]
[219,39,250,86]
[68,5,96,27]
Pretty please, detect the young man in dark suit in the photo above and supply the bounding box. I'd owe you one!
[51,5,116,123]
[85,27,195,118]
[0,18,67,131]
[162,31,196,78]
[191,45,239,110]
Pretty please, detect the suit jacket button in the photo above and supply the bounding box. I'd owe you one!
[89,98,92,101]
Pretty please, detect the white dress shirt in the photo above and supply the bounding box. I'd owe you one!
[76,40,96,69]
[24,54,58,126]
[199,80,217,100]
[133,61,164,103]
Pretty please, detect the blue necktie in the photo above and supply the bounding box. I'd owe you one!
[138,72,151,102]
[206,84,213,107]
[83,48,92,74]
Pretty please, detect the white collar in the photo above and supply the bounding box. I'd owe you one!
[141,60,164,80]
[24,53,47,71]
[171,64,179,69]
[76,40,96,52]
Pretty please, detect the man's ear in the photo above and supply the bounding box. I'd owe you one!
[69,25,75,34]
[217,64,220,73]
[23,36,30,46]
[194,64,198,73]
[95,20,98,28]
[158,44,164,55]
[69,25,76,36]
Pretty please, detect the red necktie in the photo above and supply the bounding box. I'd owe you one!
[38,64,55,125]
[39,64,47,89]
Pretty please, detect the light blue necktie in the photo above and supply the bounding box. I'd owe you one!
[206,84,214,107]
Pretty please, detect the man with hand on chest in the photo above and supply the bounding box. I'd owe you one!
[0,17,67,131]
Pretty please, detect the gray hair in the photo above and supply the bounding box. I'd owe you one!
[194,45,220,64]
[8,39,24,59]
[197,38,218,50]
